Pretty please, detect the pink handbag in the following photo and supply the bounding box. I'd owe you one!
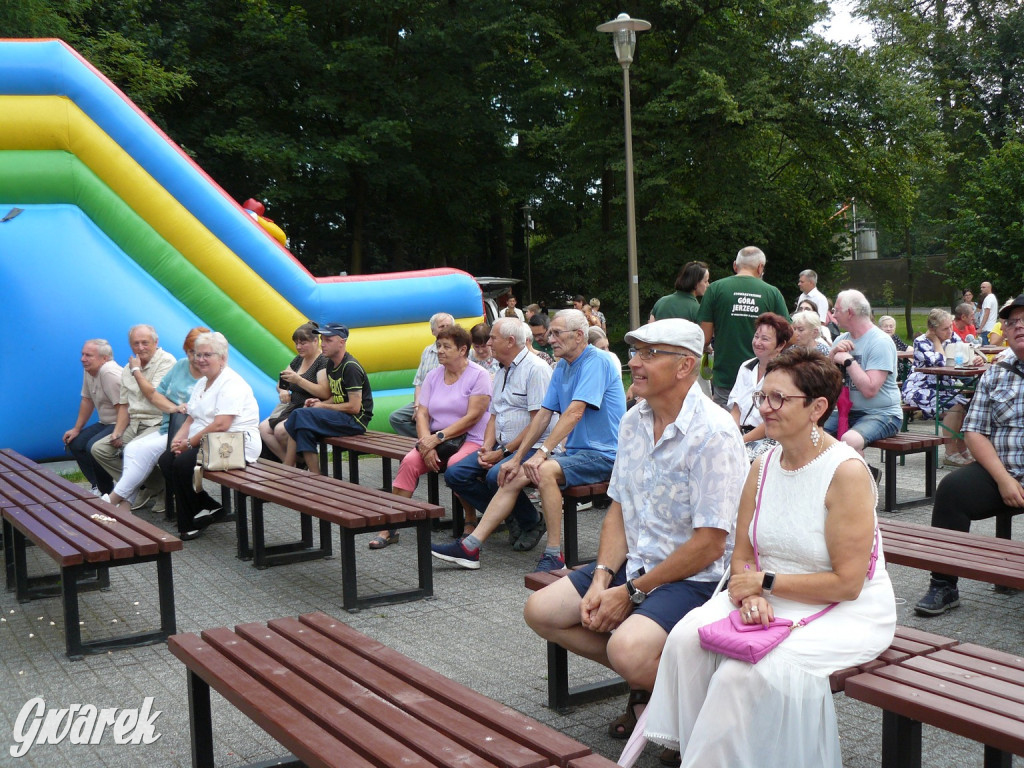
[698,448,879,663]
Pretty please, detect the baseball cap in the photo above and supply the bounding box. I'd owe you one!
[998,295,1024,319]
[319,322,350,338]
[624,319,704,357]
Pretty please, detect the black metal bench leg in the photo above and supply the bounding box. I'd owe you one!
[881,710,921,768]
[883,450,898,513]
[563,498,579,567]
[332,444,342,478]
[156,552,177,638]
[983,745,1012,768]
[252,499,267,567]
[348,451,361,486]
[187,669,215,768]
[416,518,433,599]
[340,529,358,612]
[319,442,329,475]
[548,640,570,711]
[13,529,30,601]
[235,493,252,560]
[995,512,1013,540]
[61,564,84,660]
[924,447,937,499]
[4,517,15,590]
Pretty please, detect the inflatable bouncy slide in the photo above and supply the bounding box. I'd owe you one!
[0,39,484,460]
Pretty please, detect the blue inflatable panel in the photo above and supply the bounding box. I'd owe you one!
[0,204,278,460]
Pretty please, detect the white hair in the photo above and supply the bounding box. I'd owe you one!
[129,324,158,344]
[85,338,113,358]
[836,289,871,318]
[193,331,229,359]
[554,309,588,333]
[429,313,454,334]
[735,246,766,269]
[492,317,530,346]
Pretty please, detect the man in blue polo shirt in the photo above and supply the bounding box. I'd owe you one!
[432,309,626,572]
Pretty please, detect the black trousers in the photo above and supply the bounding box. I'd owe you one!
[929,461,1021,585]
[158,446,219,534]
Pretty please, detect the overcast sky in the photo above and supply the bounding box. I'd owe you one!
[817,0,874,46]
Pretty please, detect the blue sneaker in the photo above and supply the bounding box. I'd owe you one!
[534,551,565,573]
[431,539,480,570]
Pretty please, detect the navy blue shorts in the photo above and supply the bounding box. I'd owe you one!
[567,561,717,634]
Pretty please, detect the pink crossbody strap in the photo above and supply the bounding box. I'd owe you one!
[750,447,880,628]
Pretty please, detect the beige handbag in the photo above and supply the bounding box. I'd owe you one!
[193,432,246,492]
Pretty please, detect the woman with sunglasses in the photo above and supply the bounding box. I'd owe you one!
[643,347,895,767]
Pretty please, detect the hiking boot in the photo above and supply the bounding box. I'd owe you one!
[514,517,546,551]
[914,580,960,616]
[431,539,480,570]
[534,551,565,573]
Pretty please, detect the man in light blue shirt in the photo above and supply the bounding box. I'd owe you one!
[432,309,625,573]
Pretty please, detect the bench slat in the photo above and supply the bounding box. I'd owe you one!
[232,621,539,768]
[4,505,108,564]
[168,633,376,768]
[296,613,593,764]
[845,673,1024,757]
[900,656,1024,706]
[38,501,136,559]
[67,499,183,553]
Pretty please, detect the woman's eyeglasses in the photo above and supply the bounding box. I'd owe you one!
[751,390,813,410]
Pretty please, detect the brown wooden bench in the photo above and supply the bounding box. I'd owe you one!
[204,459,444,611]
[319,431,467,534]
[0,449,180,659]
[867,433,948,512]
[845,643,1024,767]
[879,519,1024,590]
[168,611,619,768]
[525,568,958,711]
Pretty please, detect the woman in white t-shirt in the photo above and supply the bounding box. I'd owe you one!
[159,332,261,540]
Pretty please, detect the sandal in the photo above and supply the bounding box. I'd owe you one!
[658,748,681,766]
[368,532,399,550]
[608,688,650,739]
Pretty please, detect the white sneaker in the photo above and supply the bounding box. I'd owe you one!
[944,452,974,467]
[89,486,100,497]
[100,493,112,504]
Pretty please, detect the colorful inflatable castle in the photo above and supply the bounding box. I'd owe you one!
[0,39,483,460]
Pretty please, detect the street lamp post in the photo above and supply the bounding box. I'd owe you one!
[597,12,650,332]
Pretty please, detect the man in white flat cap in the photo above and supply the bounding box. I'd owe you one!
[524,318,747,742]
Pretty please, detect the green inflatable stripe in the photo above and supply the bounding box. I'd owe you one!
[0,150,292,374]
[368,368,416,392]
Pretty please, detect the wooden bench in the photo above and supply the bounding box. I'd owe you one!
[845,643,1024,767]
[525,568,959,711]
[203,459,444,611]
[879,520,1024,590]
[0,449,180,659]
[319,431,466,534]
[867,433,948,513]
[168,611,619,768]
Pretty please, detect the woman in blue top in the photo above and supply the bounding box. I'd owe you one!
[104,327,208,508]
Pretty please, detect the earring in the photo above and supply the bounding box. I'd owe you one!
[810,424,821,447]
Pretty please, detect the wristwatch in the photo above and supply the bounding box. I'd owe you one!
[842,358,854,369]
[761,571,777,596]
[538,445,551,459]
[625,579,647,605]
[435,431,445,441]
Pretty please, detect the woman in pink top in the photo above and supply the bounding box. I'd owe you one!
[372,326,492,549]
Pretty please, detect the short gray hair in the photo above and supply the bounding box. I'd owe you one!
[836,289,871,318]
[554,309,588,334]
[129,324,158,344]
[492,317,530,346]
[429,312,455,334]
[587,326,608,345]
[954,302,974,321]
[926,308,952,330]
[799,269,818,283]
[193,331,229,360]
[86,339,113,359]
[735,246,766,269]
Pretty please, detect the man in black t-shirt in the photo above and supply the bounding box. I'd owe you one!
[284,323,373,474]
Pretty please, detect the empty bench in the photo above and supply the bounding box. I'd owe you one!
[203,459,444,611]
[525,568,958,712]
[879,519,1024,590]
[0,449,180,659]
[846,643,1024,767]
[868,433,948,513]
[168,611,619,768]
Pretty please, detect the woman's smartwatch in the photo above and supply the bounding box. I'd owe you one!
[435,431,446,441]
[761,571,777,596]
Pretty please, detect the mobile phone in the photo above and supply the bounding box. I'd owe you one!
[278,374,289,389]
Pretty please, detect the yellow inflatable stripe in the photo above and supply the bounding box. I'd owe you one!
[344,316,483,373]
[0,94,305,345]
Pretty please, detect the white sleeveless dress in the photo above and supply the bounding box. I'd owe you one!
[644,442,896,767]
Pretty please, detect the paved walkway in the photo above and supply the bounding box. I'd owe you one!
[1,423,1020,767]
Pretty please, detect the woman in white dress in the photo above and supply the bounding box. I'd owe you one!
[644,347,896,767]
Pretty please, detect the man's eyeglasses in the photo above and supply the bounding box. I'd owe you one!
[1004,318,1024,330]
[628,347,691,361]
[751,390,813,410]
[547,329,578,339]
